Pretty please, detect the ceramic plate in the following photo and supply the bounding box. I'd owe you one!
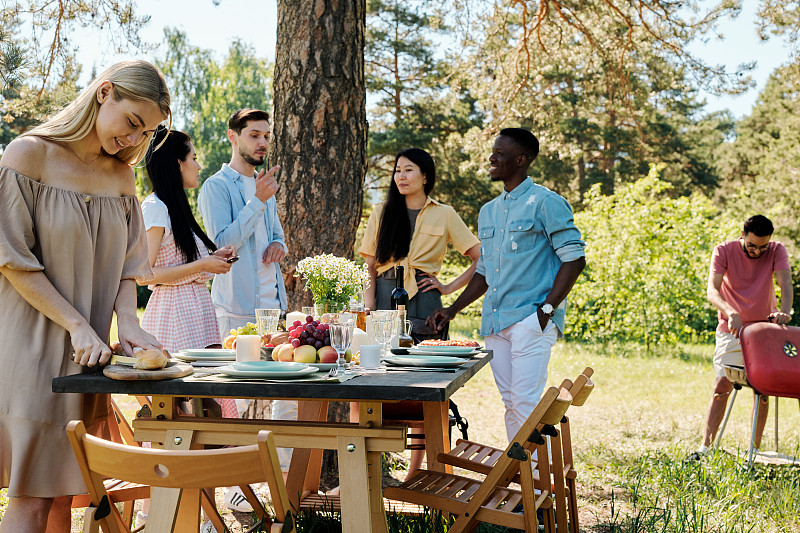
[407,348,481,357]
[309,363,338,371]
[188,360,230,368]
[412,344,482,353]
[176,349,236,361]
[386,355,469,368]
[217,362,318,379]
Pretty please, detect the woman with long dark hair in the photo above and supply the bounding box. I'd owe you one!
[361,148,480,339]
[359,148,480,480]
[139,128,235,356]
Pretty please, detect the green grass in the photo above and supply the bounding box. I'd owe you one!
[4,323,800,532]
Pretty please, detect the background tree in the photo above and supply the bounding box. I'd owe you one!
[271,0,367,310]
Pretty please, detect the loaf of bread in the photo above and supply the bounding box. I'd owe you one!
[133,348,169,370]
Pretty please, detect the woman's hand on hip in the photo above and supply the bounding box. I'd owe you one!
[418,275,446,294]
[70,323,112,367]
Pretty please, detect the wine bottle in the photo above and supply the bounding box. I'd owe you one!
[391,266,409,309]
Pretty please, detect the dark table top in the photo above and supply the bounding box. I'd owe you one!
[52,352,492,403]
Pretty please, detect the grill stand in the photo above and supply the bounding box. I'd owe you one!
[715,384,785,468]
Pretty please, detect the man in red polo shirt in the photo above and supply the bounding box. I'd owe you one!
[687,215,793,461]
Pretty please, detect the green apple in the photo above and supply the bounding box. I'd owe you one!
[344,349,353,363]
[293,345,317,364]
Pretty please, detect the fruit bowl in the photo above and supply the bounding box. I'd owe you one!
[260,346,275,360]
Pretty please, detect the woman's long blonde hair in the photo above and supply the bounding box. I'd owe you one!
[22,60,172,165]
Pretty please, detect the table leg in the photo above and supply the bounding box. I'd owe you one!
[286,400,327,509]
[359,401,389,533]
[422,401,452,473]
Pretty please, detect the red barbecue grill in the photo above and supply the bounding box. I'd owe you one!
[718,322,800,466]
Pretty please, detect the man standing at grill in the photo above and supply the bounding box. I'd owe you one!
[427,128,585,440]
[687,215,793,461]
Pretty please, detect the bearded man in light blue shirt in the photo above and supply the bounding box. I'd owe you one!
[198,108,293,509]
[428,128,585,440]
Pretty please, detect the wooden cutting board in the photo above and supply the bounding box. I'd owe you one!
[103,363,194,381]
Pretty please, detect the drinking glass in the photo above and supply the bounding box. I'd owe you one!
[255,309,281,337]
[373,317,395,360]
[329,321,354,376]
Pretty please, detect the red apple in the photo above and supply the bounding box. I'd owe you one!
[317,345,338,364]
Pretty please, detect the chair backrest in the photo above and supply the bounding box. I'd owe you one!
[570,367,594,407]
[67,420,292,531]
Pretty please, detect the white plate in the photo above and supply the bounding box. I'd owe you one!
[407,348,481,357]
[176,349,236,360]
[217,362,318,378]
[386,355,469,368]
[309,363,338,371]
[174,353,236,363]
[188,360,230,368]
[412,344,482,353]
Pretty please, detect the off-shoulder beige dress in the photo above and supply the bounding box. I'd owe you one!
[0,167,152,498]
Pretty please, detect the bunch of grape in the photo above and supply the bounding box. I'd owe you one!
[230,322,258,336]
[288,315,330,350]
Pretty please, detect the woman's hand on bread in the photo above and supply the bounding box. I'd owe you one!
[70,323,112,367]
[117,319,162,356]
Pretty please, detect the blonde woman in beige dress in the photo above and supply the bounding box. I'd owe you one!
[0,60,171,533]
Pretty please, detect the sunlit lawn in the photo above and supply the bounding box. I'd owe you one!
[2,317,800,531]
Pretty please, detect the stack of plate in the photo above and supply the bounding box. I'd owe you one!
[216,361,319,379]
[407,344,482,358]
[173,349,235,367]
[386,355,469,368]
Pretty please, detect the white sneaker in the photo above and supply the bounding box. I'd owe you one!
[224,486,254,512]
[200,521,219,533]
[135,511,147,526]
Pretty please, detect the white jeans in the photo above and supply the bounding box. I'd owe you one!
[485,312,558,442]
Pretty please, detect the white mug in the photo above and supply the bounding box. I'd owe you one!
[235,335,261,362]
[359,344,382,369]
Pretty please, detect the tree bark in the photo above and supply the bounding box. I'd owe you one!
[271,0,368,311]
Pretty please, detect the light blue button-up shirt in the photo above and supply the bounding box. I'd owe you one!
[198,164,288,316]
[476,178,585,336]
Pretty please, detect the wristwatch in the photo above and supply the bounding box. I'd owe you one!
[540,303,555,317]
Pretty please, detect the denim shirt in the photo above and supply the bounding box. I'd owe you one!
[197,164,288,316]
[476,178,585,336]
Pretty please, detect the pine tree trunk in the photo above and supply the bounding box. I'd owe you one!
[270,0,368,311]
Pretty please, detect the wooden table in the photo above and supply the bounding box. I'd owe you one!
[53,352,492,532]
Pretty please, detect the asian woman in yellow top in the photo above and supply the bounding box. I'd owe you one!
[360,148,481,340]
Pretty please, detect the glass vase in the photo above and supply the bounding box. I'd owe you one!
[314,299,345,323]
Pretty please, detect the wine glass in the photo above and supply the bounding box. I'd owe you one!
[373,317,395,361]
[329,317,355,376]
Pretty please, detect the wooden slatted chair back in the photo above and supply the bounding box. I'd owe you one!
[67,420,295,533]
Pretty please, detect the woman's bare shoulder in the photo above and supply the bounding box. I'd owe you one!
[0,137,50,180]
[110,157,137,196]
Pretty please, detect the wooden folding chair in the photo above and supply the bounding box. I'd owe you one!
[384,385,573,532]
[67,420,295,533]
[434,368,594,533]
[71,397,151,530]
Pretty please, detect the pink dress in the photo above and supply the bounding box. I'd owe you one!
[140,194,237,418]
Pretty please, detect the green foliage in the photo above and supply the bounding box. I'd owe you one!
[568,166,738,346]
[154,29,273,203]
[715,64,800,256]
